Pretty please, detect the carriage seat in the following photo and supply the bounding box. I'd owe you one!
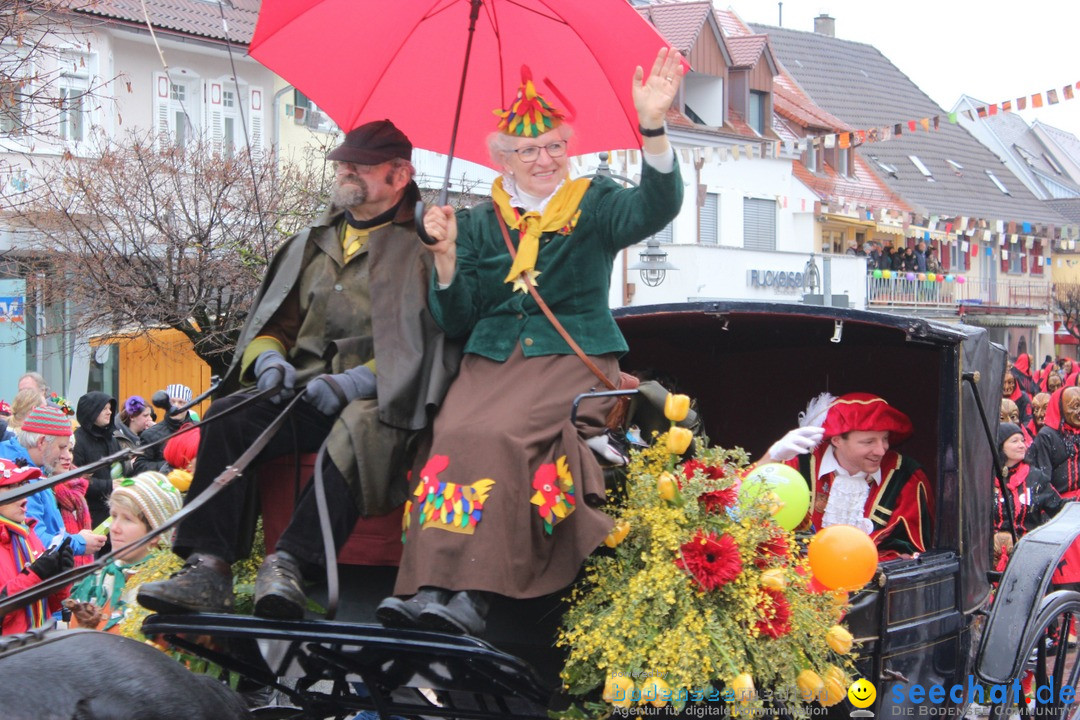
[258,454,403,566]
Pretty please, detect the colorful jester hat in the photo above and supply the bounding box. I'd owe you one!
[494,66,565,137]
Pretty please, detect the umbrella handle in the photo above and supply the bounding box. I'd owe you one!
[415,200,438,246]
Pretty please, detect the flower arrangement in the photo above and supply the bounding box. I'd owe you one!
[556,395,857,717]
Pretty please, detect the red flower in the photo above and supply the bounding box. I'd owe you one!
[676,531,743,591]
[754,534,790,569]
[754,587,792,638]
[681,459,727,482]
[681,460,739,513]
[701,487,739,513]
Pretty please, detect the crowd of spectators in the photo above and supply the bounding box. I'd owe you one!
[0,372,195,636]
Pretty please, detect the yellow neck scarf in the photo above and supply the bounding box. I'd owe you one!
[492,175,591,290]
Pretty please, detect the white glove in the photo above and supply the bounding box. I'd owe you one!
[767,426,824,461]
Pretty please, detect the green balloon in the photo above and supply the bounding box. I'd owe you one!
[872,269,883,279]
[739,463,811,531]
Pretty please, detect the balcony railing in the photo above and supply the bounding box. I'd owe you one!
[867,276,1051,312]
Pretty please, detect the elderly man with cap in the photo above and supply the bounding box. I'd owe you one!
[0,404,107,563]
[139,120,459,620]
[762,392,934,560]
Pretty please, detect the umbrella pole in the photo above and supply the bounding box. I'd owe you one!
[416,0,483,245]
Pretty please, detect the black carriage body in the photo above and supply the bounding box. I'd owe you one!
[614,301,1003,715]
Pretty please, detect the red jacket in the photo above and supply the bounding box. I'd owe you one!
[0,517,70,634]
[789,445,934,561]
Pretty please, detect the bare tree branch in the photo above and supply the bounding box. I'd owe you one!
[1,129,329,376]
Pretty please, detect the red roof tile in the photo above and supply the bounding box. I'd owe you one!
[725,35,767,69]
[635,1,712,54]
[77,0,259,44]
[792,157,911,211]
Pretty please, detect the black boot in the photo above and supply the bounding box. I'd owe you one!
[419,590,490,636]
[253,551,307,620]
[376,587,451,629]
[137,553,235,614]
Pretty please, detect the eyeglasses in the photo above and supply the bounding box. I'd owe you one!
[508,141,567,163]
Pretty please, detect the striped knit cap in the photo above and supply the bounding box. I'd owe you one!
[111,471,182,531]
[166,384,192,403]
[21,404,72,436]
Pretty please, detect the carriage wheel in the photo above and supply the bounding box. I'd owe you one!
[989,591,1080,720]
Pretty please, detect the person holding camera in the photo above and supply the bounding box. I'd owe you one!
[0,458,75,634]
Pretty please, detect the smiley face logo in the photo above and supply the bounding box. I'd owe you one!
[848,678,876,708]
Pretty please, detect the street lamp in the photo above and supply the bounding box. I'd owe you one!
[629,237,677,287]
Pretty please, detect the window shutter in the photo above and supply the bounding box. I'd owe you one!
[1032,241,1044,275]
[743,197,776,251]
[1000,246,1009,274]
[940,241,950,269]
[207,80,223,153]
[700,192,718,244]
[1020,250,1028,273]
[248,86,263,154]
[153,72,170,149]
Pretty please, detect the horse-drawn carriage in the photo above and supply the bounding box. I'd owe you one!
[2,301,1078,720]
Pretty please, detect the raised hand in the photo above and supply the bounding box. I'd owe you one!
[632,47,685,130]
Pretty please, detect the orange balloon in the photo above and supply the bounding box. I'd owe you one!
[807,525,878,590]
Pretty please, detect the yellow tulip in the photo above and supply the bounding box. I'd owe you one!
[826,624,854,654]
[730,672,755,703]
[658,472,677,500]
[796,669,824,703]
[664,393,690,422]
[819,666,847,706]
[818,674,846,706]
[640,677,671,707]
[760,568,787,591]
[602,675,635,708]
[667,427,694,455]
[603,521,631,548]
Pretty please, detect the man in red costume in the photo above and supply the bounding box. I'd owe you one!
[763,392,934,560]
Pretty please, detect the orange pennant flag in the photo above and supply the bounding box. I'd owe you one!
[1002,100,1012,112]
[907,119,917,131]
[1065,85,1075,101]
[838,132,850,148]
[920,117,930,131]
[988,104,998,116]
[1032,93,1044,108]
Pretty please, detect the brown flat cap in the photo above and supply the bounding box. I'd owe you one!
[327,119,412,165]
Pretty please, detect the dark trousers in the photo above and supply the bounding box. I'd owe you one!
[173,392,361,568]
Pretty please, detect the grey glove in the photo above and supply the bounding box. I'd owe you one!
[305,366,377,416]
[254,349,296,404]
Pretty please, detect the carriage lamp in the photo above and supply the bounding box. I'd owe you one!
[629,236,677,287]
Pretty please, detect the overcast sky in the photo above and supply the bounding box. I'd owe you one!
[721,0,1080,137]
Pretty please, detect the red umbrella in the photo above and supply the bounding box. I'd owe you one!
[250,0,674,175]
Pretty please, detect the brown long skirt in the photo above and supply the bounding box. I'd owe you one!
[393,347,617,599]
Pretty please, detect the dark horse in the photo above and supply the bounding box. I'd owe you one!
[0,627,249,720]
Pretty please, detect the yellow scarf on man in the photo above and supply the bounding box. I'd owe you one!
[492,175,591,291]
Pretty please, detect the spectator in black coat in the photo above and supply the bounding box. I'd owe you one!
[73,391,120,527]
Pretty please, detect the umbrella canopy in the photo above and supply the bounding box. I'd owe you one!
[250,0,674,169]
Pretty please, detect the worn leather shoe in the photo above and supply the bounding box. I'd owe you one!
[376,587,450,629]
[418,590,489,636]
[137,553,235,614]
[253,551,307,620]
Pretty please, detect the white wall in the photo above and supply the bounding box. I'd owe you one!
[610,244,868,308]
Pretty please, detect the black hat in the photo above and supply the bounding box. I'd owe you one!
[327,120,412,165]
[997,422,1023,453]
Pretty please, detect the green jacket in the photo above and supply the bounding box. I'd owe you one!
[431,160,682,360]
[224,184,461,432]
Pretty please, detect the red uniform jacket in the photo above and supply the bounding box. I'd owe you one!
[789,446,934,561]
[0,516,69,634]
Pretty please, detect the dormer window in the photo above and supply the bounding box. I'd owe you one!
[748,90,767,134]
[908,155,934,181]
